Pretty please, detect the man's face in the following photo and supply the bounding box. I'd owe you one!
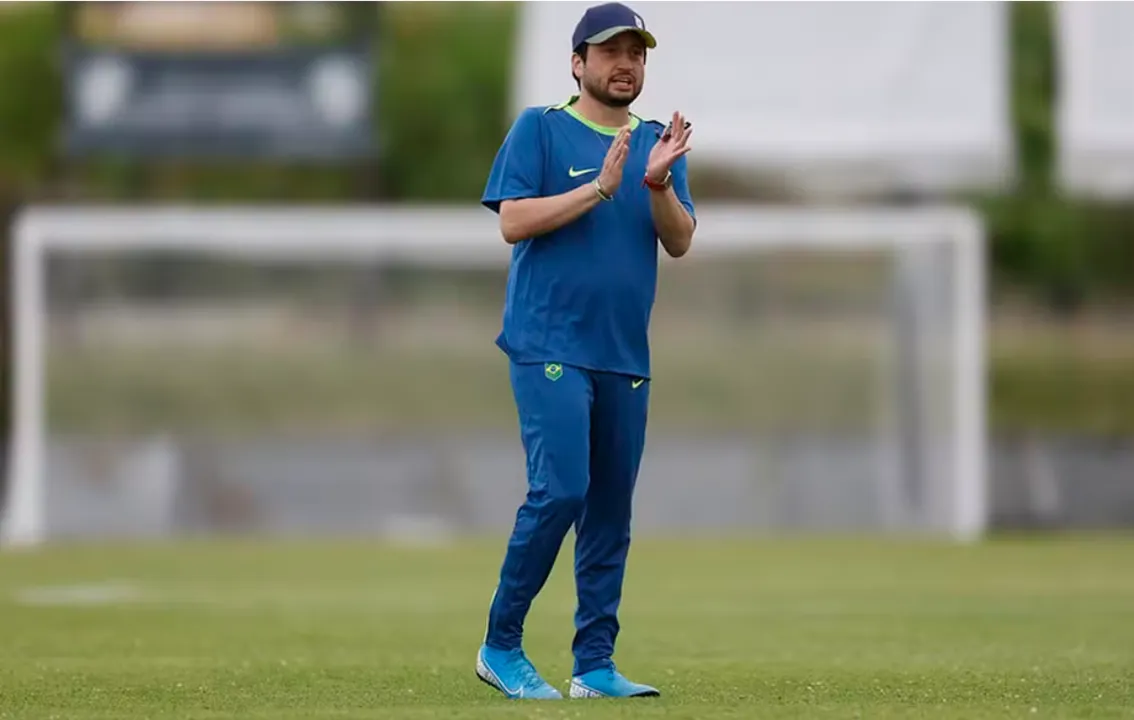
[574,31,647,108]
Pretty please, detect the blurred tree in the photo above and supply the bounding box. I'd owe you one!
[980,3,1134,312]
[0,5,61,194]
[376,2,514,200]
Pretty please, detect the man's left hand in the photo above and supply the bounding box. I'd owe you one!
[645,111,692,184]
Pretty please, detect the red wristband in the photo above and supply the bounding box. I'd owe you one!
[642,171,671,192]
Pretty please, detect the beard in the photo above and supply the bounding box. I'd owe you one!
[582,72,641,108]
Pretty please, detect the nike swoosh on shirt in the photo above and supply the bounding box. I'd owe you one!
[568,167,598,178]
[631,379,645,389]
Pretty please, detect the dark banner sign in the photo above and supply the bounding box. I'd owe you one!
[63,46,374,160]
[61,3,377,160]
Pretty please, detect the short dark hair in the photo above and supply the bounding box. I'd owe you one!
[572,43,589,88]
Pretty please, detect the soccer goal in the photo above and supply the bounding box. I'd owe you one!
[1,204,987,548]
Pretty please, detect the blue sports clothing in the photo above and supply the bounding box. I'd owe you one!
[480,94,693,689]
[484,362,650,677]
[482,96,696,381]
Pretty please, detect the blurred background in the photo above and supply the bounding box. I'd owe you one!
[0,0,1132,547]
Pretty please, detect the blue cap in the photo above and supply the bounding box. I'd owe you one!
[572,2,656,51]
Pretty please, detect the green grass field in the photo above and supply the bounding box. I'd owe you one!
[1,535,1132,718]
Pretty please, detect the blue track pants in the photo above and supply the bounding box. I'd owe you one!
[484,361,649,676]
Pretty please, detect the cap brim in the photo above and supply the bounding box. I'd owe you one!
[585,26,657,49]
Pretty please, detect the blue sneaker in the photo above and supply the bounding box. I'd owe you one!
[475,644,563,700]
[569,664,660,698]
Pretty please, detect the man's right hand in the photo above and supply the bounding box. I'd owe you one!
[498,125,632,244]
[597,126,631,196]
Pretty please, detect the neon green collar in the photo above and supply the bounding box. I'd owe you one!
[548,95,640,135]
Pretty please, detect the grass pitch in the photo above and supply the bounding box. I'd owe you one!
[1,535,1132,719]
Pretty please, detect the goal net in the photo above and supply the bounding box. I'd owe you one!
[1,204,987,547]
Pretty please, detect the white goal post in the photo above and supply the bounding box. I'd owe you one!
[1,204,987,547]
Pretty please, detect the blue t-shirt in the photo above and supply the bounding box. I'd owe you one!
[481,96,696,380]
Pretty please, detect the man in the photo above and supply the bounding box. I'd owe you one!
[476,1,695,701]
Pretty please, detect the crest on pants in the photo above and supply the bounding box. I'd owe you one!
[544,363,563,381]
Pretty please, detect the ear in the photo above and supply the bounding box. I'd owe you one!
[571,52,585,82]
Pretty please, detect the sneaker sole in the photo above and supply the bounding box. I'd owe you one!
[569,679,660,699]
